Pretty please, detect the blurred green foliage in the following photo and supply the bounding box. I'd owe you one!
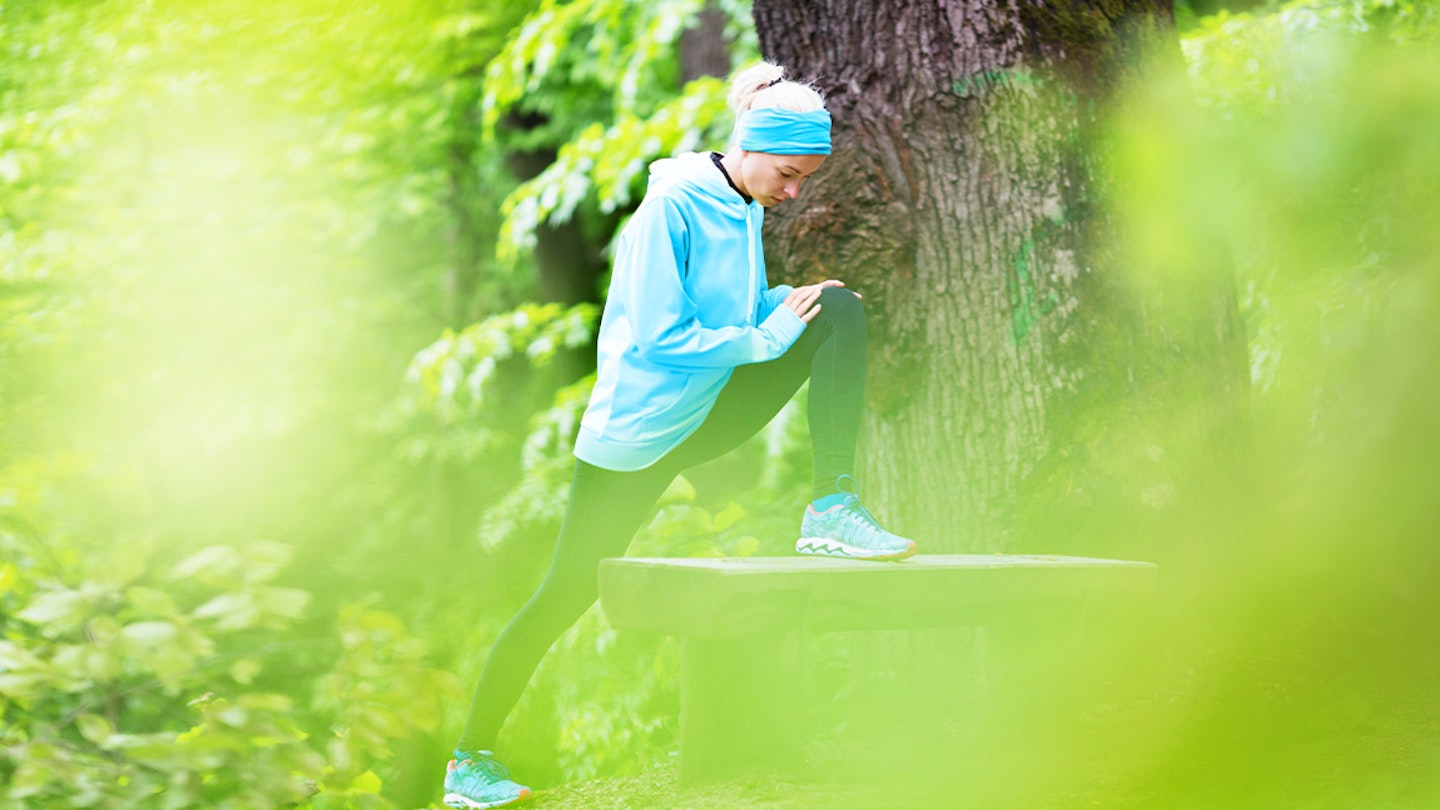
[994,2,1440,807]
[0,517,457,808]
[477,0,754,265]
[0,0,546,805]
[4,0,1440,806]
[0,0,766,803]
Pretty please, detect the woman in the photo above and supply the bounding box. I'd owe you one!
[441,61,915,809]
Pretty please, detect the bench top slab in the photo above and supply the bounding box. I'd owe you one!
[606,553,1153,573]
[599,554,1157,636]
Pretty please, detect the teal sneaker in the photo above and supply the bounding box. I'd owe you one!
[442,749,532,809]
[797,477,916,561]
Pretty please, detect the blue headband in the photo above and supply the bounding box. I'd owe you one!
[735,107,832,155]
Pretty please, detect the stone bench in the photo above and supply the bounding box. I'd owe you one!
[598,553,1157,782]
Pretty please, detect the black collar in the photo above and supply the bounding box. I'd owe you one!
[710,152,753,205]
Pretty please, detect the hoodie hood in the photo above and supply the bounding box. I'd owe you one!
[646,151,749,214]
[650,151,762,329]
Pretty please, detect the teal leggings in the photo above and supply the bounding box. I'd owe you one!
[457,286,866,752]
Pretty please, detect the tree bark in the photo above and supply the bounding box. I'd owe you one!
[680,0,734,83]
[754,0,1248,554]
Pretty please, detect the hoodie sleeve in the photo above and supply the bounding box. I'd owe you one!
[758,284,795,321]
[617,197,806,369]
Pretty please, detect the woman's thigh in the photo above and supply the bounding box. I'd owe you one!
[543,459,675,590]
[664,287,864,471]
[661,328,819,472]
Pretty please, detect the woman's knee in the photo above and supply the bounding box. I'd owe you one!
[817,286,865,329]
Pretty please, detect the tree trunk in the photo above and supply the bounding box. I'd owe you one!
[502,112,618,309]
[754,0,1248,554]
[680,0,734,83]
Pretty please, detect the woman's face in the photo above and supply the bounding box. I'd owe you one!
[737,151,827,207]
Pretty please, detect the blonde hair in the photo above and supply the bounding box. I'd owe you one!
[727,61,826,116]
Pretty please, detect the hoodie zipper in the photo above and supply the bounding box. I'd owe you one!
[708,152,759,326]
[745,204,757,324]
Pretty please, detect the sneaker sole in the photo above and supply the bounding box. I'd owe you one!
[796,537,916,561]
[443,788,532,810]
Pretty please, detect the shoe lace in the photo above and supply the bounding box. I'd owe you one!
[840,494,884,532]
[829,474,891,539]
[459,753,511,782]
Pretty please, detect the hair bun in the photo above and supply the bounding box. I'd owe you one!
[726,61,825,118]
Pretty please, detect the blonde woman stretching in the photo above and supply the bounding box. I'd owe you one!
[441,61,915,809]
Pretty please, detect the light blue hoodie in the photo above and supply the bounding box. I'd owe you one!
[575,151,806,471]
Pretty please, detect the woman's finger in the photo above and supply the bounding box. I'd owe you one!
[800,303,822,323]
[793,286,821,304]
[821,281,859,299]
[806,280,860,298]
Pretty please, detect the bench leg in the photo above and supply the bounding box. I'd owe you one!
[984,604,1087,756]
[679,627,805,784]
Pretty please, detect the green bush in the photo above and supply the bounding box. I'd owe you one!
[0,500,459,808]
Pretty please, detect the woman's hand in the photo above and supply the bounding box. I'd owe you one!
[782,279,857,324]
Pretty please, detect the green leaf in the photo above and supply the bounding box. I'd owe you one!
[8,758,53,799]
[240,540,293,583]
[76,713,114,745]
[0,672,42,701]
[172,546,245,584]
[257,586,310,620]
[713,502,746,532]
[49,645,99,691]
[0,640,42,670]
[217,703,250,728]
[349,770,383,793]
[191,592,259,629]
[658,474,696,505]
[17,588,87,628]
[230,657,262,685]
[126,586,180,617]
[121,621,180,647]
